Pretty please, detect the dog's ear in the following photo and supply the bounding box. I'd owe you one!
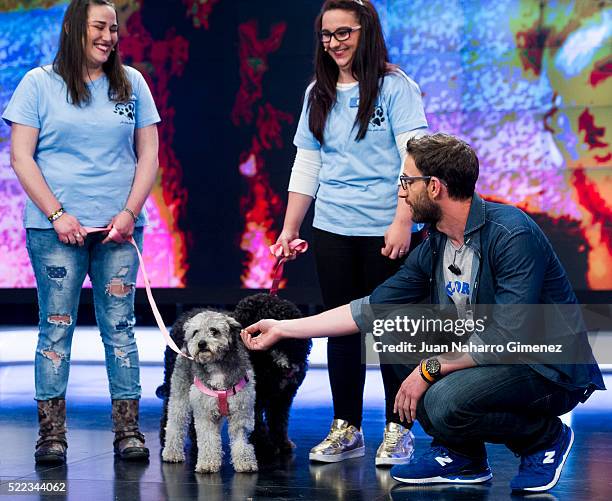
[171,308,199,341]
[226,317,243,344]
[227,316,243,331]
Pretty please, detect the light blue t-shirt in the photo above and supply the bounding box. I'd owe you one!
[294,69,427,236]
[2,65,161,228]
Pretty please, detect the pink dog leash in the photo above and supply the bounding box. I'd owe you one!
[193,374,250,416]
[84,226,193,360]
[268,239,308,295]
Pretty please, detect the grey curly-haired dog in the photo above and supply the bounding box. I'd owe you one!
[157,294,311,461]
[161,310,258,473]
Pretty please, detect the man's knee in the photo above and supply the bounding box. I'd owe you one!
[420,382,468,433]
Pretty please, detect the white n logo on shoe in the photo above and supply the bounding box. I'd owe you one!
[435,456,454,467]
[543,451,556,464]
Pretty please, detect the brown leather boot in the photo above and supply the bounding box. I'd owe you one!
[35,399,67,464]
[112,399,149,461]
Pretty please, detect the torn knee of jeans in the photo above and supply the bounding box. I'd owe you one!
[47,314,72,326]
[46,266,67,289]
[105,278,134,297]
[113,347,132,368]
[46,266,67,279]
[40,349,65,372]
[115,319,133,331]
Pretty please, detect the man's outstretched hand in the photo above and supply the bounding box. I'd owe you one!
[240,319,283,351]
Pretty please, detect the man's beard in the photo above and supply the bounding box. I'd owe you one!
[408,192,442,225]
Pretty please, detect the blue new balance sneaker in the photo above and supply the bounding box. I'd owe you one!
[511,424,574,492]
[390,446,493,485]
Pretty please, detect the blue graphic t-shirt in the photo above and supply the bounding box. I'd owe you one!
[293,69,428,236]
[2,65,161,228]
[442,237,475,310]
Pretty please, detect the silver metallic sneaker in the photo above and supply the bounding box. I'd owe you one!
[375,422,415,466]
[309,418,365,463]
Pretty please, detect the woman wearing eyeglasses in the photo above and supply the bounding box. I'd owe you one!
[275,0,428,465]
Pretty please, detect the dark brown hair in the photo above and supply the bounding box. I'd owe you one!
[53,0,131,106]
[406,134,480,200]
[308,0,392,144]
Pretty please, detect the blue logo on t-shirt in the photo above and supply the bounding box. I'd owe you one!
[114,102,135,123]
[446,280,470,298]
[369,105,385,129]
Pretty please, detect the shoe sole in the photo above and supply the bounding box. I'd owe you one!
[517,427,574,492]
[391,471,493,484]
[118,452,150,461]
[309,446,365,463]
[115,448,150,461]
[375,454,414,467]
[34,454,66,465]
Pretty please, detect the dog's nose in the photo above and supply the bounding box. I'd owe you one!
[198,340,207,351]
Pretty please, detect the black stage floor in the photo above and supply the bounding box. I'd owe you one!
[0,365,610,500]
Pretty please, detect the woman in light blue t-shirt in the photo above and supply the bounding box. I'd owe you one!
[3,0,160,465]
[275,0,427,466]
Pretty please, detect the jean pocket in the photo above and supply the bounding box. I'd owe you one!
[528,389,580,416]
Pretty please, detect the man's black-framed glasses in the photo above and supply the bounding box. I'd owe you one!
[399,175,432,190]
[319,25,361,43]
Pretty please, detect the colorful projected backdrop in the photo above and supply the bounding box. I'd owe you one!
[0,0,610,291]
[379,0,611,290]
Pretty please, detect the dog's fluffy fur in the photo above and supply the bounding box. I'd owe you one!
[233,293,311,457]
[158,294,311,459]
[161,310,258,473]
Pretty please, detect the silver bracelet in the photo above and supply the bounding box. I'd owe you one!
[122,207,138,222]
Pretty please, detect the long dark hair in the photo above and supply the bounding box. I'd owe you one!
[53,0,131,106]
[308,0,391,144]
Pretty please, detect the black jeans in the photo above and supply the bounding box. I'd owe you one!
[312,227,423,428]
[407,364,584,458]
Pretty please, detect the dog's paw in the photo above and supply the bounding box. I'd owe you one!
[162,448,185,463]
[277,438,296,454]
[195,460,222,473]
[234,459,258,473]
[232,445,258,472]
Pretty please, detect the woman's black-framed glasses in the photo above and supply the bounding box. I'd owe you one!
[319,25,361,43]
[399,175,432,190]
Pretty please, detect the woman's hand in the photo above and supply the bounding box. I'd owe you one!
[240,319,284,351]
[381,220,412,259]
[103,210,135,243]
[276,227,300,258]
[52,213,87,246]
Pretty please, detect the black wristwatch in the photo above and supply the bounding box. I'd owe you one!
[425,357,442,381]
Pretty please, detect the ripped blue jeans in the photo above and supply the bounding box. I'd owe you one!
[26,228,144,401]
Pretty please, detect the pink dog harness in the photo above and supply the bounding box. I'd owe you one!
[193,375,250,416]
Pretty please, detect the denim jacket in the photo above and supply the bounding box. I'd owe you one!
[350,193,605,392]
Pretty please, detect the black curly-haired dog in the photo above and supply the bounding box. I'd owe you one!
[233,293,311,457]
[156,293,311,458]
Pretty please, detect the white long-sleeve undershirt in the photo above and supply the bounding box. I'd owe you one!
[288,127,428,197]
